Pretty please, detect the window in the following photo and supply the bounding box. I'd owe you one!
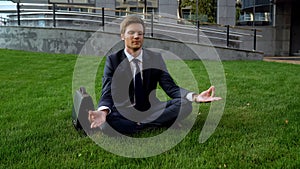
[116,8,126,16]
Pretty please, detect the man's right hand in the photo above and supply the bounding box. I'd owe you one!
[88,110,108,128]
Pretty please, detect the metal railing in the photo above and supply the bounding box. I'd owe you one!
[0,2,261,51]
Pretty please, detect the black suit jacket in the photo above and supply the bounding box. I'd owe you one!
[98,49,190,113]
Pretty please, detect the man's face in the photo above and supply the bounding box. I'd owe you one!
[121,23,144,52]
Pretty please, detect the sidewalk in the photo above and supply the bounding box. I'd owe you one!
[263,56,300,65]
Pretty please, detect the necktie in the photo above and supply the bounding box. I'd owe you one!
[132,59,146,111]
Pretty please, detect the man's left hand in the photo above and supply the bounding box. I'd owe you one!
[193,86,222,103]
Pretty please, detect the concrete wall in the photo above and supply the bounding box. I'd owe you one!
[158,0,178,16]
[239,2,293,57]
[217,0,236,26]
[239,26,276,56]
[290,1,300,55]
[95,0,115,15]
[274,2,291,56]
[0,26,263,60]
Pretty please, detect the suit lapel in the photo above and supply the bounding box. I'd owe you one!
[142,49,152,90]
[114,50,135,103]
[117,50,133,79]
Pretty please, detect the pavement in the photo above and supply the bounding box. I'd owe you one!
[263,56,300,65]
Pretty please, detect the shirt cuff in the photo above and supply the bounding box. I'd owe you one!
[97,106,111,114]
[186,92,195,102]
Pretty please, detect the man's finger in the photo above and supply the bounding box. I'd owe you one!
[210,86,215,97]
[212,97,222,101]
[91,122,98,128]
[88,110,93,122]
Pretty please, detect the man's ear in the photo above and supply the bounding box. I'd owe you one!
[121,34,125,40]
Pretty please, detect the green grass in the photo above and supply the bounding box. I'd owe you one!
[0,49,299,168]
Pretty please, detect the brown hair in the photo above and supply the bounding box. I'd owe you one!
[120,15,145,34]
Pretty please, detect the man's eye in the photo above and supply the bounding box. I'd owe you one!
[127,31,143,36]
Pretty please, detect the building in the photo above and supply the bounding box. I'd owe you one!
[95,0,178,17]
[1,0,298,56]
[238,0,300,56]
[7,0,176,16]
[95,0,299,56]
[238,0,273,26]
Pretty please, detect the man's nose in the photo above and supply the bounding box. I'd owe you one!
[133,33,140,38]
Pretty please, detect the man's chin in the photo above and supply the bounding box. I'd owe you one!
[132,47,142,51]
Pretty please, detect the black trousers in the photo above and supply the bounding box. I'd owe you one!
[103,98,192,135]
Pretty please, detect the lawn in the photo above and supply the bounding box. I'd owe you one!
[0,49,299,168]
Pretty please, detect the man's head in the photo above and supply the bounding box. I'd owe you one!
[120,15,145,54]
[120,15,145,35]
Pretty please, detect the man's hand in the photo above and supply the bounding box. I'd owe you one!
[193,86,222,103]
[88,110,108,128]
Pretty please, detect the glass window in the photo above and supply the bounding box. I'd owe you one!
[116,8,126,16]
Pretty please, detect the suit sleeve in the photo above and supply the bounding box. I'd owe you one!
[157,55,191,99]
[98,56,114,109]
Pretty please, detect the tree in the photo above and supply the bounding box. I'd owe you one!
[180,0,217,23]
[236,0,242,22]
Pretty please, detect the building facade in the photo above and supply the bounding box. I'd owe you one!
[96,0,178,17]
[2,0,299,56]
[238,0,300,56]
[238,0,273,26]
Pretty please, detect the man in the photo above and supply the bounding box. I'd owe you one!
[88,15,221,135]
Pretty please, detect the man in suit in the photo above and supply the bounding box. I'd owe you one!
[88,15,221,135]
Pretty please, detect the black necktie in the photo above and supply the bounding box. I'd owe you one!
[132,59,146,111]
